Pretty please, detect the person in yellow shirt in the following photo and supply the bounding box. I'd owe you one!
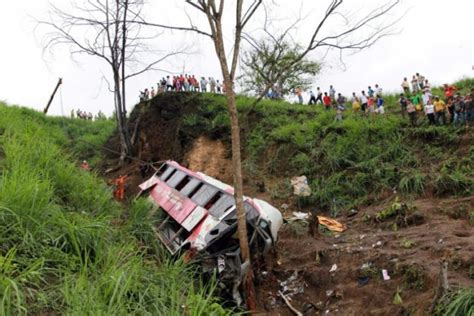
[433,96,446,125]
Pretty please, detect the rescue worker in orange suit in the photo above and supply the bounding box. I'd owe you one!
[112,175,127,201]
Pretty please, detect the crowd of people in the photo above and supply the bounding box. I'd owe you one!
[71,109,106,121]
[398,74,473,127]
[302,83,387,121]
[293,72,473,126]
[139,74,225,101]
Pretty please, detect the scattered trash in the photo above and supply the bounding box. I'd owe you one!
[279,290,303,316]
[261,271,268,277]
[326,290,334,297]
[330,264,338,273]
[317,216,347,232]
[360,234,367,240]
[290,176,311,197]
[361,262,372,269]
[281,203,289,210]
[455,245,462,250]
[382,269,391,281]
[372,241,383,248]
[358,276,370,287]
[217,256,225,273]
[291,212,310,221]
[347,209,359,217]
[280,271,305,297]
[438,238,444,244]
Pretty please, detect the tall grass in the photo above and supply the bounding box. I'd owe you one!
[0,102,229,315]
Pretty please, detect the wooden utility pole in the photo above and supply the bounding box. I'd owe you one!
[44,78,63,114]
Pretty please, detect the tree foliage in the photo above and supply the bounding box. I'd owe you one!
[240,38,321,98]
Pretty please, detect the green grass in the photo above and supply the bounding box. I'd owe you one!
[158,79,472,211]
[436,288,474,316]
[0,102,230,315]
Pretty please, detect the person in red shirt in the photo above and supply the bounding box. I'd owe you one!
[323,92,332,110]
[444,84,456,101]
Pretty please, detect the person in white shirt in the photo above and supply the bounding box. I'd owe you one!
[375,84,383,97]
[360,91,368,112]
[424,100,435,125]
[401,77,410,95]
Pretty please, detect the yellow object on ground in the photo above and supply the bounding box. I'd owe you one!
[317,216,347,232]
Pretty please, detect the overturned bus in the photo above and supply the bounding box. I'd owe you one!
[138,160,283,303]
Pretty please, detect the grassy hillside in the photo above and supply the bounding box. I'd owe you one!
[135,82,472,213]
[0,103,230,315]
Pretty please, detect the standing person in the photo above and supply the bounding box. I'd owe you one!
[433,96,446,125]
[424,99,436,125]
[411,92,422,112]
[401,77,410,95]
[360,90,368,113]
[376,96,385,114]
[375,84,383,97]
[352,92,361,112]
[150,86,156,98]
[446,98,455,123]
[216,80,222,93]
[144,88,149,100]
[336,93,346,109]
[210,77,216,93]
[308,91,317,105]
[316,87,323,104]
[183,75,190,91]
[407,100,417,126]
[411,75,419,93]
[452,94,465,125]
[336,102,346,121]
[443,84,456,102]
[367,96,376,115]
[465,90,474,125]
[295,87,303,104]
[416,73,425,90]
[423,79,431,93]
[422,90,431,108]
[399,94,408,118]
[200,77,208,92]
[193,75,200,92]
[367,86,375,98]
[323,92,332,110]
[166,76,173,91]
[329,85,336,101]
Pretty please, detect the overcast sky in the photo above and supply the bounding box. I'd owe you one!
[0,0,472,116]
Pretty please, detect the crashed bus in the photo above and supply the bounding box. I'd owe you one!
[138,160,283,303]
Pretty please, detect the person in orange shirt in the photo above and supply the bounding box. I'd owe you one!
[433,96,446,125]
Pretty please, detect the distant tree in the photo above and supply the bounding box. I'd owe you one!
[240,37,320,99]
[242,0,402,103]
[40,0,182,162]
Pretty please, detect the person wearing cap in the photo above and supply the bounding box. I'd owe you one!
[433,96,446,125]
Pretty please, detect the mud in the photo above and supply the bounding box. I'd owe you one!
[101,96,474,315]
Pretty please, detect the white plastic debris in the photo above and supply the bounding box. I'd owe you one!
[382,269,391,281]
[330,264,338,273]
[292,212,310,220]
[290,176,311,197]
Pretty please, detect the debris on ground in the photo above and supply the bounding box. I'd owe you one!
[279,271,305,297]
[317,215,347,232]
[382,269,391,281]
[290,176,311,197]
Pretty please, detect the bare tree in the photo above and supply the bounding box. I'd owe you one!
[136,0,402,310]
[242,0,402,103]
[40,0,182,161]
